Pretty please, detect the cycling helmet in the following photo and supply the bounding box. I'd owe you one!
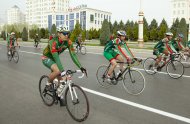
[165,32,173,36]
[178,33,184,38]
[117,30,126,36]
[57,26,69,33]
[11,32,15,35]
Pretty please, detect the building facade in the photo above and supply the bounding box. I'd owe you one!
[26,0,70,28]
[7,5,25,24]
[171,0,190,23]
[48,5,112,31]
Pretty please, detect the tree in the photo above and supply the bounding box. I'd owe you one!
[158,19,168,40]
[177,18,187,41]
[100,19,111,45]
[133,22,138,41]
[70,22,82,41]
[45,28,49,39]
[143,17,149,42]
[149,19,158,41]
[170,18,180,38]
[119,20,125,30]
[22,27,28,41]
[51,24,56,35]
[112,21,119,35]
[40,28,46,39]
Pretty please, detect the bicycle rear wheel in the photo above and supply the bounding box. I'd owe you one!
[123,69,145,95]
[80,46,86,55]
[65,84,89,122]
[166,60,184,79]
[96,65,112,88]
[180,54,190,68]
[39,75,55,106]
[13,51,19,63]
[143,57,157,75]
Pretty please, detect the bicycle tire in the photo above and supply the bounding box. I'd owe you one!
[80,46,86,55]
[39,75,55,106]
[179,54,190,68]
[96,65,112,88]
[123,69,145,95]
[13,51,19,63]
[7,51,12,61]
[143,57,157,75]
[166,60,184,79]
[65,84,89,122]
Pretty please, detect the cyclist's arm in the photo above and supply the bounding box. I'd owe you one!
[68,40,82,68]
[123,42,135,58]
[166,41,177,54]
[114,39,130,61]
[50,41,64,71]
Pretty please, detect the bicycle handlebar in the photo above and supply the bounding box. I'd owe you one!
[66,70,85,78]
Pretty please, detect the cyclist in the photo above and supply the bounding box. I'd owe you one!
[41,27,86,106]
[171,34,186,52]
[8,32,19,55]
[103,30,138,81]
[34,34,40,48]
[153,32,176,71]
[75,34,82,50]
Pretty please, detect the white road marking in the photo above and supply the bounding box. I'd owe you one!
[82,87,190,123]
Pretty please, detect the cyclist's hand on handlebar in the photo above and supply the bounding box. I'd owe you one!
[80,67,88,77]
[60,70,66,76]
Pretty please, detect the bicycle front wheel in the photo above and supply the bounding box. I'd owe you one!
[166,60,184,79]
[7,51,12,61]
[180,54,190,68]
[39,75,55,106]
[123,69,145,95]
[96,65,112,88]
[80,46,86,55]
[13,51,19,63]
[143,57,157,75]
[65,84,89,122]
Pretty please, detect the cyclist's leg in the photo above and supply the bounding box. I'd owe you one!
[154,49,162,67]
[162,49,169,64]
[115,54,124,72]
[104,51,117,77]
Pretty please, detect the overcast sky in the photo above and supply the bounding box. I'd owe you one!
[0,0,172,25]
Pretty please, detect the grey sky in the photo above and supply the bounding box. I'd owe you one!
[0,0,172,25]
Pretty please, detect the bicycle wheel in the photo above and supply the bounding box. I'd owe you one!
[13,51,19,63]
[123,69,145,95]
[180,54,190,68]
[143,57,157,75]
[7,51,12,61]
[39,75,55,106]
[80,46,86,55]
[166,60,184,79]
[65,84,89,122]
[96,65,112,88]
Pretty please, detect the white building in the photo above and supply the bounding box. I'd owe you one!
[7,5,25,24]
[48,5,112,31]
[26,0,70,28]
[171,0,190,23]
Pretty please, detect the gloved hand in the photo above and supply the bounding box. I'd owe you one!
[60,70,66,76]
[80,67,87,77]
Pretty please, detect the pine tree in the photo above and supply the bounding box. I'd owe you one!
[100,19,111,45]
[22,27,28,41]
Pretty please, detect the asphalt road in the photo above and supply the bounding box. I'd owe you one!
[0,42,190,124]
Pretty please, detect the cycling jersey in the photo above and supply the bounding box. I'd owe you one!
[104,38,134,61]
[9,37,17,47]
[170,40,185,52]
[42,37,82,71]
[187,41,190,48]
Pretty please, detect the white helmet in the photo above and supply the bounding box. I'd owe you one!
[165,32,173,36]
[57,26,69,33]
[11,32,15,35]
[117,30,126,36]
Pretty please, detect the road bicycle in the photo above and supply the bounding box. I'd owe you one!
[7,46,20,63]
[75,42,87,55]
[39,70,89,122]
[96,59,145,95]
[177,51,190,68]
[143,53,184,79]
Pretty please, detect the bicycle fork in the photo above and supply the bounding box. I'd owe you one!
[68,81,79,105]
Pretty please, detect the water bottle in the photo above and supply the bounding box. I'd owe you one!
[57,80,66,97]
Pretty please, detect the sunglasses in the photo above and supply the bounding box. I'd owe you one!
[62,32,69,36]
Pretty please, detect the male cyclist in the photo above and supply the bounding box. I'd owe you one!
[103,30,138,81]
[8,32,19,55]
[41,27,86,106]
[34,34,40,48]
[171,34,186,52]
[75,34,82,50]
[153,32,176,71]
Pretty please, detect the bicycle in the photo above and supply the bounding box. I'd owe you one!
[34,41,41,49]
[7,46,20,63]
[143,53,184,79]
[96,59,145,95]
[177,51,190,68]
[39,70,89,122]
[75,42,87,55]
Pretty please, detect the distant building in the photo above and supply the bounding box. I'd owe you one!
[26,0,70,28]
[171,0,190,23]
[48,5,112,31]
[7,5,25,24]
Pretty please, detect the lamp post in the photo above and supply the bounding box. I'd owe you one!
[138,0,144,48]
